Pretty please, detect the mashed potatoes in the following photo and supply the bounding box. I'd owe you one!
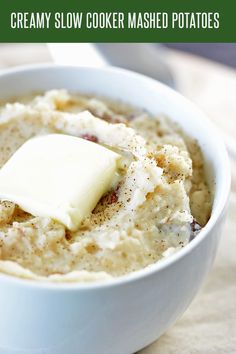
[0,90,211,282]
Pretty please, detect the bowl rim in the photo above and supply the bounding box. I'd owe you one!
[0,63,231,291]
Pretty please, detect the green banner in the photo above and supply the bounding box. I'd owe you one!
[0,0,235,42]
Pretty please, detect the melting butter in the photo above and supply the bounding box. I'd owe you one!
[0,134,121,230]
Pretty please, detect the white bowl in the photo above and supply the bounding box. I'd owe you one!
[0,65,230,354]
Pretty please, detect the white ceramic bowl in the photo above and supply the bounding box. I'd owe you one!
[0,65,230,354]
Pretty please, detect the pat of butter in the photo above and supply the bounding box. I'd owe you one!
[0,134,121,230]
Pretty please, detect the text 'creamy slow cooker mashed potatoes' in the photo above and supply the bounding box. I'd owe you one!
[0,90,211,282]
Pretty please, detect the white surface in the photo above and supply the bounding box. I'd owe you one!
[166,51,236,160]
[0,133,120,230]
[0,44,50,70]
[0,65,230,354]
[48,43,107,67]
[48,43,174,87]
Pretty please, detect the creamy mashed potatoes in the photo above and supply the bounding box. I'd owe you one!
[0,90,211,282]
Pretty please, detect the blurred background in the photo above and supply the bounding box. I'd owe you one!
[166,43,236,68]
[0,43,235,352]
[0,43,235,148]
